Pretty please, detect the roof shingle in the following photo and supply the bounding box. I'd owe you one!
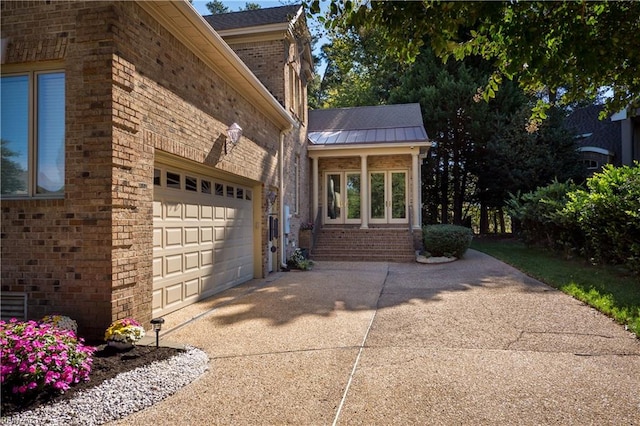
[203,4,302,31]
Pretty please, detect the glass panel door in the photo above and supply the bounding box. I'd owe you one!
[325,173,342,223]
[325,172,361,224]
[369,171,408,224]
[370,172,386,223]
[345,173,361,222]
[389,171,407,223]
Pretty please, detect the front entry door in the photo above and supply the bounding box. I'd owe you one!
[325,172,361,224]
[370,171,407,224]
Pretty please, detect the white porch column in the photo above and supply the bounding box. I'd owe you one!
[360,154,369,229]
[312,156,319,222]
[412,152,421,230]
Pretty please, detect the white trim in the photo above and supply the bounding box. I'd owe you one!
[578,146,614,156]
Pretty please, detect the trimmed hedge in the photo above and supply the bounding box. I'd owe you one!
[423,224,473,258]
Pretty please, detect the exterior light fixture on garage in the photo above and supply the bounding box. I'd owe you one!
[225,122,243,154]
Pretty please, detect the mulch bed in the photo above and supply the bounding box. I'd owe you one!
[1,344,183,417]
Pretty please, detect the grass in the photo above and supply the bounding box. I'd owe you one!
[471,237,640,337]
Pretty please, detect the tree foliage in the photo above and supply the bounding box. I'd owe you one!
[206,1,261,14]
[308,0,640,121]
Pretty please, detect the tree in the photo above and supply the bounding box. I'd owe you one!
[206,1,229,14]
[1,139,26,195]
[242,3,261,11]
[318,26,403,108]
[309,1,640,122]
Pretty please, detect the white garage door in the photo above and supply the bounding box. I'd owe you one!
[152,166,254,317]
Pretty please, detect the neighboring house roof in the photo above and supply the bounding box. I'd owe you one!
[308,104,429,145]
[203,5,303,32]
[565,104,621,160]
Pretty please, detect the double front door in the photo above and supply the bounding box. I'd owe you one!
[325,171,407,225]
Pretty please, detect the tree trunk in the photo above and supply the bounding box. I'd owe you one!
[480,201,489,234]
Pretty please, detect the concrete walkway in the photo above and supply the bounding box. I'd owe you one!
[113,250,640,425]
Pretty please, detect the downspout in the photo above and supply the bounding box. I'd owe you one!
[279,125,294,269]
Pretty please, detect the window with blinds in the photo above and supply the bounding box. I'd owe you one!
[0,70,65,197]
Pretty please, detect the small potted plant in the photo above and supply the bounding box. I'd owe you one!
[104,318,145,350]
[41,314,78,334]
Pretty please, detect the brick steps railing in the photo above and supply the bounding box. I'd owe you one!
[310,228,416,262]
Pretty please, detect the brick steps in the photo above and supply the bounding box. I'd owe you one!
[311,228,416,263]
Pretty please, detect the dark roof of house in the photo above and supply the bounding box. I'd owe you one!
[308,104,429,145]
[565,104,621,157]
[203,4,302,31]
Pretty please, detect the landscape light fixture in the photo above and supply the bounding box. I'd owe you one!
[150,317,165,348]
[225,122,242,154]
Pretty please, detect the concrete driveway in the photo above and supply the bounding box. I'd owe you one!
[113,250,640,425]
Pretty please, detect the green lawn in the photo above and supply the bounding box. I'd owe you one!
[471,238,640,337]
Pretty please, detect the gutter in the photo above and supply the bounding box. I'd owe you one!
[279,126,294,268]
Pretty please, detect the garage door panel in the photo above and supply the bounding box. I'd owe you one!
[165,282,184,305]
[184,227,199,245]
[215,207,225,219]
[165,254,183,275]
[153,228,163,248]
[215,227,225,241]
[166,202,182,218]
[201,205,213,219]
[184,251,199,271]
[201,227,213,243]
[153,201,162,218]
[184,278,199,298]
[152,289,163,311]
[153,257,163,278]
[185,204,199,219]
[165,228,182,246]
[201,249,213,266]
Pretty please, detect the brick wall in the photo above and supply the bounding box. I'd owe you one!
[223,23,311,262]
[0,1,286,339]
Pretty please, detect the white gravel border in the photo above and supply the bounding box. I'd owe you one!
[1,346,209,426]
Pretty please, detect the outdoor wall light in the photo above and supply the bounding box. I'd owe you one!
[225,122,243,154]
[150,317,165,348]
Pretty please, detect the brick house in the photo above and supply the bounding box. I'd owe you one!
[0,1,310,338]
[0,2,431,338]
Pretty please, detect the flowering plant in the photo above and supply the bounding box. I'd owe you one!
[300,222,314,231]
[104,318,145,344]
[41,314,78,334]
[0,318,95,399]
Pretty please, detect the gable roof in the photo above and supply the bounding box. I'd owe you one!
[203,4,303,32]
[308,104,429,145]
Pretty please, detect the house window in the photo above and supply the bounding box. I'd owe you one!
[1,71,65,197]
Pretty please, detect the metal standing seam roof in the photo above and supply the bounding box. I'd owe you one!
[308,126,428,145]
[308,103,429,145]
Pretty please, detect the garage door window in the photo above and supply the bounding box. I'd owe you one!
[153,167,253,201]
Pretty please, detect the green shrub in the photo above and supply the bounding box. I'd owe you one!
[506,180,581,252]
[423,224,473,258]
[561,163,640,274]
